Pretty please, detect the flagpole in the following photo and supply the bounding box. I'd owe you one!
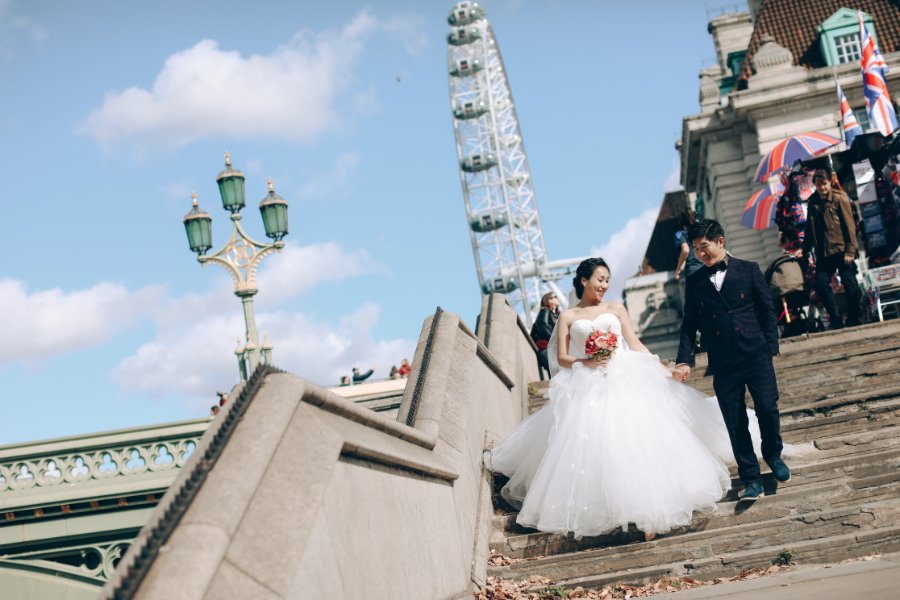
[833,72,845,147]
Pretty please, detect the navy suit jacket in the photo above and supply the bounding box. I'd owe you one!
[676,257,779,375]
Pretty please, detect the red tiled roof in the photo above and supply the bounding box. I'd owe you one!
[745,0,900,70]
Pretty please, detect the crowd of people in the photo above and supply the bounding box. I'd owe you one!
[768,168,863,332]
[667,167,867,338]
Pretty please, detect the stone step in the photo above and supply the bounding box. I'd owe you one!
[529,354,900,414]
[534,523,900,591]
[690,321,900,370]
[491,450,900,560]
[781,397,900,436]
[776,343,900,370]
[782,415,900,447]
[505,323,900,592]
[687,351,900,395]
[529,376,900,415]
[786,382,900,415]
[688,338,900,380]
[686,381,900,416]
[528,394,900,444]
[491,481,845,559]
[490,500,900,585]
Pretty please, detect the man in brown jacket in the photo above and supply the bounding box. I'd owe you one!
[802,169,861,329]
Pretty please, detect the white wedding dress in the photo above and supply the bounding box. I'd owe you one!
[485,312,738,538]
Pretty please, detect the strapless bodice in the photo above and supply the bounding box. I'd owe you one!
[568,312,623,358]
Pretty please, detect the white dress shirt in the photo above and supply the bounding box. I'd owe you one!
[709,265,727,292]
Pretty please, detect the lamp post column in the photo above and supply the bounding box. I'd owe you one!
[237,289,261,373]
[182,153,290,382]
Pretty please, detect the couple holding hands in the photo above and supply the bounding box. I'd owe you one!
[486,219,791,539]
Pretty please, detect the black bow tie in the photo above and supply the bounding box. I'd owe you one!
[705,261,728,275]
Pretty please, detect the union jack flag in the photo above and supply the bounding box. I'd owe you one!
[859,12,898,137]
[836,81,863,147]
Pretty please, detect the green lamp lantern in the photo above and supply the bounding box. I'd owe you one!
[259,177,289,241]
[183,192,212,255]
[216,151,246,213]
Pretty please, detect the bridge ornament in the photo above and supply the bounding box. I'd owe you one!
[0,538,133,584]
[0,439,197,494]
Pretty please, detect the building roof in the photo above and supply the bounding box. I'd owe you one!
[639,190,689,274]
[745,0,900,71]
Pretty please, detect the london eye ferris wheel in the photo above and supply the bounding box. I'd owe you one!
[446,2,584,326]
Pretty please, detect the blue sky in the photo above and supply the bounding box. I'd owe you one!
[1,0,724,444]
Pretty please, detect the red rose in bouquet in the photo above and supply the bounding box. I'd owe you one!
[584,329,618,361]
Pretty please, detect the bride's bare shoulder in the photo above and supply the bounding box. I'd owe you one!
[558,308,580,324]
[604,301,626,315]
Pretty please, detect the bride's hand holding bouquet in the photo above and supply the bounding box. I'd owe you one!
[583,329,618,369]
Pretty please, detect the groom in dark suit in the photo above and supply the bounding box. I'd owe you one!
[673,219,790,501]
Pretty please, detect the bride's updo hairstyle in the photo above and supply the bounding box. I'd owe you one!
[573,257,610,299]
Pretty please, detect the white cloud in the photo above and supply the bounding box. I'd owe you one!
[0,0,47,58]
[161,180,193,202]
[113,241,409,405]
[1,279,163,365]
[664,157,683,192]
[590,208,659,301]
[294,152,362,202]
[78,11,425,150]
[257,240,379,305]
[114,303,413,406]
[2,239,410,408]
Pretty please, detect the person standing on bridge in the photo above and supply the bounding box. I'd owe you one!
[673,219,790,503]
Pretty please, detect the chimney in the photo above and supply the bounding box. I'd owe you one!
[708,12,754,75]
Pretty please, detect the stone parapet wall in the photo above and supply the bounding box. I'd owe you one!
[102,294,539,599]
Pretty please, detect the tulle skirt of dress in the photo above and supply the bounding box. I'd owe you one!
[486,350,736,538]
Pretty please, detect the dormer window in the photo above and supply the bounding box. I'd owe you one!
[818,8,878,67]
[833,33,861,63]
[818,8,876,67]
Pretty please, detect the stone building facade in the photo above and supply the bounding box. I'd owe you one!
[626,0,900,356]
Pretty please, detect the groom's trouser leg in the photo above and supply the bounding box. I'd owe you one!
[745,358,783,463]
[713,368,761,484]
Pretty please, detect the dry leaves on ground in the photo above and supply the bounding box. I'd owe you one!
[474,565,791,599]
[488,549,542,567]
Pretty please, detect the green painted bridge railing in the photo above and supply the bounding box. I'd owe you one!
[0,418,210,592]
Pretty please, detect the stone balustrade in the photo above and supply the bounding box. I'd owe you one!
[0,419,209,511]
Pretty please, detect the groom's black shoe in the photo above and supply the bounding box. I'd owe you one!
[738,481,764,502]
[767,458,791,482]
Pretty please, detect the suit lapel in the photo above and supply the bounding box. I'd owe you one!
[698,272,727,307]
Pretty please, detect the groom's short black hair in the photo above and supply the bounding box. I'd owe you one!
[688,219,725,243]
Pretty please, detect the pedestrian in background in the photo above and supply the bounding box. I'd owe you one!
[530,291,560,375]
[802,170,861,329]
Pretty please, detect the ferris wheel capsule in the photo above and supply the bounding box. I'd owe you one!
[448,26,481,46]
[448,2,485,26]
[460,153,497,173]
[482,277,518,295]
[470,211,507,233]
[449,57,483,77]
[453,99,488,120]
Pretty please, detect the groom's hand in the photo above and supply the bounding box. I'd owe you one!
[673,364,691,382]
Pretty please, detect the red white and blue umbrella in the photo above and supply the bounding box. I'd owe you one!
[754,132,840,183]
[741,182,784,230]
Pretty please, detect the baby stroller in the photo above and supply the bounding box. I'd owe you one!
[765,255,811,338]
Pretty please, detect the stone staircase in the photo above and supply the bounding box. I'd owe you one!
[489,320,900,591]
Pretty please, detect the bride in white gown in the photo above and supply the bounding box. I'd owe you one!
[486,258,750,539]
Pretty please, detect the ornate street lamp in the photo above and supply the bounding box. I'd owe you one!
[183,152,288,381]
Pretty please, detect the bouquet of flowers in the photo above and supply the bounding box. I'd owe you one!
[584,329,618,361]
